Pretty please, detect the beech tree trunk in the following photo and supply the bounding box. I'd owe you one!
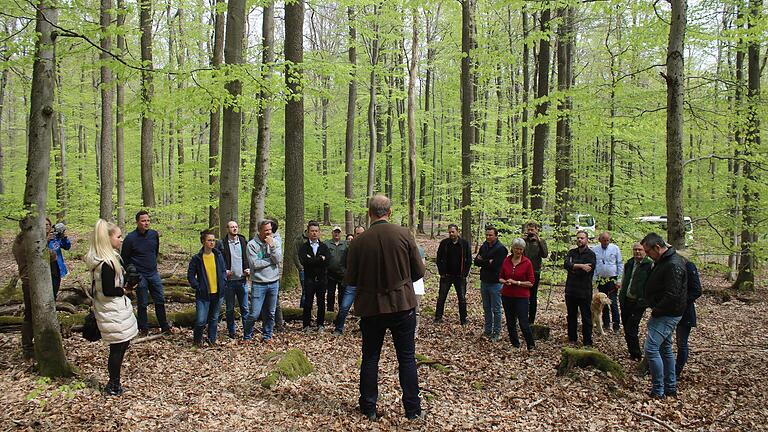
[344,6,356,234]
[460,0,474,243]
[116,0,127,227]
[208,0,224,230]
[665,0,686,249]
[521,9,530,210]
[554,6,573,229]
[219,0,246,239]
[23,0,74,377]
[99,0,114,220]
[284,0,305,285]
[531,7,551,212]
[249,1,274,238]
[139,0,156,207]
[366,5,380,202]
[407,9,419,235]
[734,0,761,291]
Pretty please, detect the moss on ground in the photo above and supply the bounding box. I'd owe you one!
[261,349,314,388]
[556,347,624,379]
[531,324,550,341]
[416,353,449,373]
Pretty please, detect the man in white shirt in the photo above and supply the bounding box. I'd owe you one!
[592,231,623,332]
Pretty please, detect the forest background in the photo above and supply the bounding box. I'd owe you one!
[0,0,766,287]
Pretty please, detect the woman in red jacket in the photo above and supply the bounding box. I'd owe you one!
[499,238,536,350]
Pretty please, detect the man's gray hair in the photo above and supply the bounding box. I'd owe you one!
[368,194,392,218]
[257,220,272,230]
[511,237,526,250]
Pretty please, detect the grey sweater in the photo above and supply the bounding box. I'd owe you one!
[248,236,282,283]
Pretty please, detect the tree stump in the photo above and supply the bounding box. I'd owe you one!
[556,347,624,379]
[531,324,550,341]
[261,349,314,388]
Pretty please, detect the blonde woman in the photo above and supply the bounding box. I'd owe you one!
[84,219,138,396]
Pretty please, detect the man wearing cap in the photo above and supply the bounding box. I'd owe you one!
[324,226,348,312]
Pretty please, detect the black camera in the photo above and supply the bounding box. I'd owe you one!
[125,264,141,288]
[53,222,66,239]
[526,232,535,239]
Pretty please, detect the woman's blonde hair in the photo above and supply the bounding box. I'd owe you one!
[85,219,123,274]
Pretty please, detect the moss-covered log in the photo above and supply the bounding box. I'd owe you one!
[556,347,624,379]
[261,349,314,388]
[531,324,550,341]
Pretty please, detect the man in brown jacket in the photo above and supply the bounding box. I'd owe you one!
[345,194,425,421]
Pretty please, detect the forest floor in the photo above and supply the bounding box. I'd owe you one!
[0,232,767,431]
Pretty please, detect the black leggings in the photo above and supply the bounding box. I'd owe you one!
[108,341,130,381]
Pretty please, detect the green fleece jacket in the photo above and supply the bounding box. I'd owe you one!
[619,256,653,308]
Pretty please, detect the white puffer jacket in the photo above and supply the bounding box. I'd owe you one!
[89,260,138,344]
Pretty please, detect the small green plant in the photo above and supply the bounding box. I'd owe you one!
[52,381,87,399]
[26,377,52,406]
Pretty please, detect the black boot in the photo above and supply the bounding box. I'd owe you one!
[104,379,123,396]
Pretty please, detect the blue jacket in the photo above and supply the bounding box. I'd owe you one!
[681,260,702,327]
[48,236,71,278]
[121,229,160,275]
[187,248,227,301]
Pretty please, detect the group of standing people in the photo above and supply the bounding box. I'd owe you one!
[564,230,701,399]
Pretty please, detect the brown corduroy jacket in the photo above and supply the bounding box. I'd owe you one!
[345,220,425,317]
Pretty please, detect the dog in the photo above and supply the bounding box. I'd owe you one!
[591,292,611,336]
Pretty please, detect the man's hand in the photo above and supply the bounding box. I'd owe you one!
[244,268,250,277]
[265,235,274,247]
[582,264,592,273]
[226,270,232,278]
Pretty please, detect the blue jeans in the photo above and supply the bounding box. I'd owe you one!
[359,309,420,418]
[194,295,223,343]
[136,271,170,331]
[480,282,502,337]
[676,324,692,376]
[224,279,249,337]
[645,315,682,396]
[245,280,279,341]
[334,285,357,333]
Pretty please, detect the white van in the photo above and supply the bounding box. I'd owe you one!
[570,213,596,239]
[635,215,694,246]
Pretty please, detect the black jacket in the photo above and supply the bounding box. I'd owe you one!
[436,237,472,277]
[564,246,597,300]
[474,240,508,283]
[299,240,330,282]
[216,234,249,280]
[681,260,702,326]
[645,248,688,317]
[187,248,227,301]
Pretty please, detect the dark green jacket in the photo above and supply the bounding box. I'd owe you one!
[619,256,653,308]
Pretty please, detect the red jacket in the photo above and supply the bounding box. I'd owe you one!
[499,255,536,298]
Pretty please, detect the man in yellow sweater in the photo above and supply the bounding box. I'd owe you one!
[188,230,228,347]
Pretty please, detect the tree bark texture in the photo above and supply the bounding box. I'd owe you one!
[208,0,224,230]
[460,0,474,243]
[521,9,530,210]
[116,0,127,227]
[531,7,551,212]
[665,0,686,250]
[554,6,573,228]
[139,0,156,207]
[366,5,380,203]
[99,0,114,221]
[23,0,74,377]
[250,1,274,238]
[407,10,419,235]
[284,0,305,285]
[219,0,246,239]
[344,6,356,235]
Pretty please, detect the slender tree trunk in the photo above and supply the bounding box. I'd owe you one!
[366,5,380,202]
[115,0,127,227]
[460,0,474,243]
[208,0,224,230]
[554,6,573,229]
[52,48,67,221]
[344,6,356,234]
[249,1,274,238]
[284,0,305,285]
[531,6,551,212]
[665,0,686,249]
[321,78,331,225]
[23,0,73,377]
[99,0,114,220]
[418,18,433,234]
[734,0,761,291]
[521,8,530,210]
[139,0,155,207]
[407,9,419,234]
[218,0,246,239]
[0,23,7,194]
